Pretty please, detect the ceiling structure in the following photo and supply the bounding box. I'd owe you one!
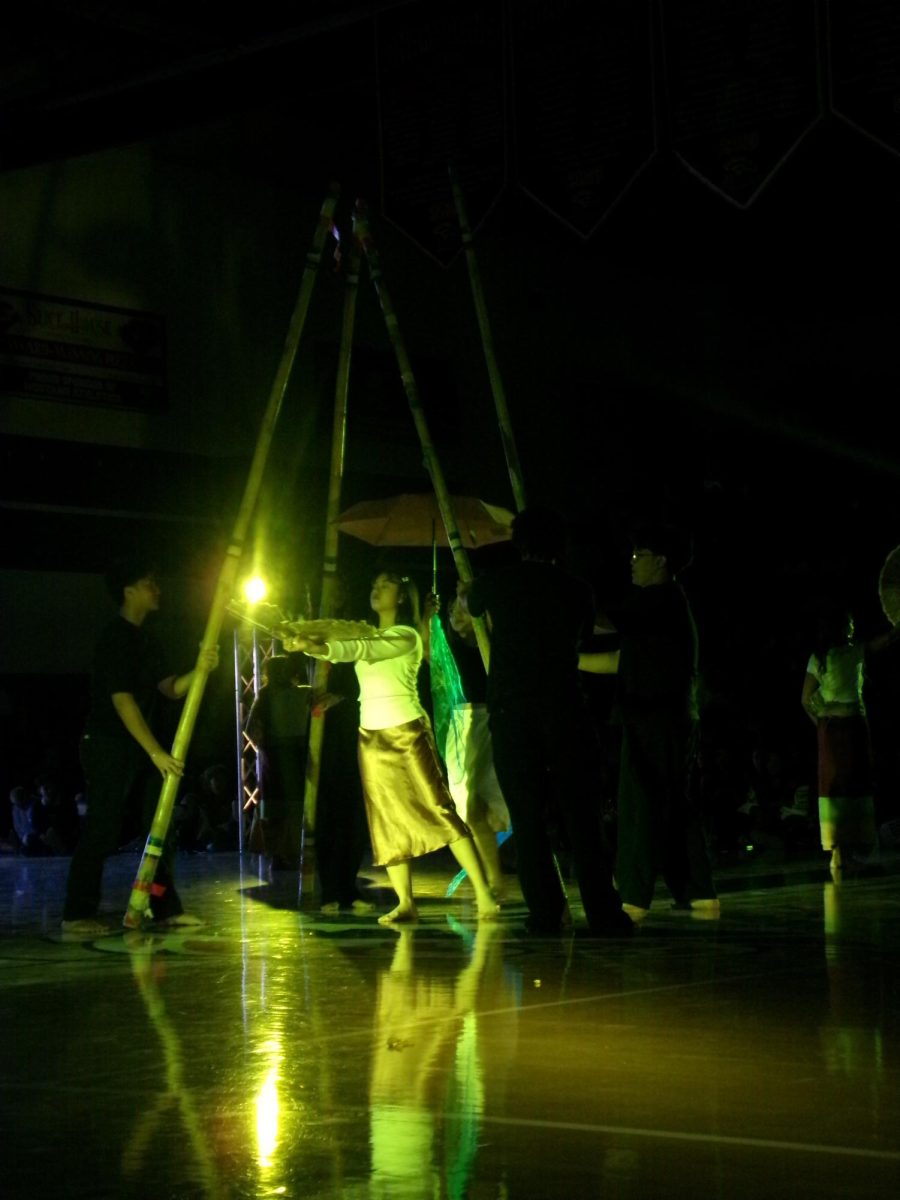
[0,2,400,172]
[4,2,900,585]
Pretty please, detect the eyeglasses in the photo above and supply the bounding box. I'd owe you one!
[631,551,655,563]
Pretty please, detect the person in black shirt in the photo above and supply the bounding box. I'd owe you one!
[580,526,717,921]
[61,557,219,936]
[462,508,631,937]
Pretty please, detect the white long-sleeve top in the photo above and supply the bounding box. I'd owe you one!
[314,624,425,730]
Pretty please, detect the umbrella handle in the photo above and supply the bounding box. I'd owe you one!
[432,520,438,595]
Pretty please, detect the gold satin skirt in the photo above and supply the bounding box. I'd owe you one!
[358,717,470,866]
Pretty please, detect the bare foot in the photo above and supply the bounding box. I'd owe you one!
[156,912,205,928]
[477,897,501,922]
[378,904,418,926]
[622,903,649,924]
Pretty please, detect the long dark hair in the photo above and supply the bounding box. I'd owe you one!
[811,603,855,670]
[372,571,420,629]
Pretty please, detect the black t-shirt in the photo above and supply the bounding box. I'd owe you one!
[445,628,488,704]
[615,582,698,717]
[85,616,168,739]
[468,560,594,710]
[247,684,310,743]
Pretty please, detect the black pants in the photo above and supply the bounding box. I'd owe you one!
[259,738,306,869]
[63,734,182,921]
[616,713,716,910]
[489,700,620,933]
[315,713,370,905]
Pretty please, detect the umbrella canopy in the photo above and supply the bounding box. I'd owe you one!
[334,493,514,549]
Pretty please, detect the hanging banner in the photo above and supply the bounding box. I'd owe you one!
[0,287,166,412]
[376,0,506,266]
[829,0,900,157]
[512,0,657,237]
[662,0,823,208]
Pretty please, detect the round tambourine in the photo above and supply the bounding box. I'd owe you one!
[878,545,900,627]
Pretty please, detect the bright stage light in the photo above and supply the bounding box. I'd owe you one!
[243,576,268,604]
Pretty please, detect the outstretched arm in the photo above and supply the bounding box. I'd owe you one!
[866,624,900,657]
[284,628,417,663]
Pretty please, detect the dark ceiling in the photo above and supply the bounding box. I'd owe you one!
[0,2,400,172]
[4,2,900,660]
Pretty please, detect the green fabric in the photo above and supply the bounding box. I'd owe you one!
[429,615,467,786]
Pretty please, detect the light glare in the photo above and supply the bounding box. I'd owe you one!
[243,576,268,604]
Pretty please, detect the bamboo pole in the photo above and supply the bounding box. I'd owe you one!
[449,164,527,513]
[123,184,340,928]
[299,243,361,903]
[353,201,491,671]
[445,177,574,914]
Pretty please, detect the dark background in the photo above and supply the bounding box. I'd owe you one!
[2,1,899,824]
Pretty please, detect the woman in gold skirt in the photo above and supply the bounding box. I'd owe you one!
[284,572,499,925]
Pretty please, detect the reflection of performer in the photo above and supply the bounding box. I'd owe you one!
[423,593,510,901]
[801,608,875,873]
[819,883,886,1081]
[369,923,505,1199]
[62,558,218,936]
[284,572,498,925]
[121,941,221,1195]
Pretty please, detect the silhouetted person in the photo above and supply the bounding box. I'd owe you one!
[315,655,374,913]
[246,655,310,872]
[801,606,875,873]
[581,525,717,922]
[61,557,218,937]
[462,507,631,937]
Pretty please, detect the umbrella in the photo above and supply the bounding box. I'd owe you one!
[333,493,514,549]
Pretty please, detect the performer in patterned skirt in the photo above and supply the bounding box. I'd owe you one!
[802,607,876,873]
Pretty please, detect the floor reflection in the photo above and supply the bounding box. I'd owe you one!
[3,852,900,1198]
[369,921,514,1198]
[121,937,225,1198]
[820,880,892,1085]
